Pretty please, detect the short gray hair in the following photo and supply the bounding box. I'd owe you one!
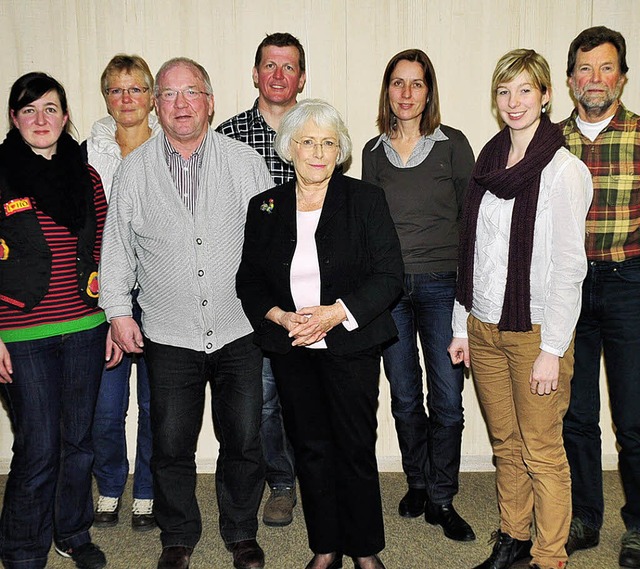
[275,99,352,165]
[154,57,213,95]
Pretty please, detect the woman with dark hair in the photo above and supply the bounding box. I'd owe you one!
[362,48,476,541]
[448,49,593,569]
[87,53,160,532]
[0,72,118,569]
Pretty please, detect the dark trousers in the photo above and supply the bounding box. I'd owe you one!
[270,346,385,558]
[0,324,107,569]
[563,258,640,531]
[382,272,464,503]
[260,357,295,489]
[144,334,264,548]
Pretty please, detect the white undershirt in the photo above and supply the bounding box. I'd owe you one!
[575,115,613,142]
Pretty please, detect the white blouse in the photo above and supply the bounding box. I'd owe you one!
[452,147,593,357]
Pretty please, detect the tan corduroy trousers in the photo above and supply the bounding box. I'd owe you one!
[468,315,573,569]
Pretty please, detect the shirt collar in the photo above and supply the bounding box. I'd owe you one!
[566,101,628,134]
[369,125,448,151]
[247,98,273,132]
[162,131,207,161]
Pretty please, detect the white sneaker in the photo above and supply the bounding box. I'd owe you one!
[94,495,120,527]
[132,498,153,515]
[132,498,156,531]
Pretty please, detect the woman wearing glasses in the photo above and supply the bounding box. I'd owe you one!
[237,99,403,569]
[85,54,161,532]
[362,49,476,540]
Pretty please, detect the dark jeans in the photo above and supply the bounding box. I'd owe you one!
[261,357,295,489]
[144,334,264,548]
[92,292,153,500]
[270,346,385,558]
[382,272,464,504]
[563,258,640,531]
[0,323,107,569]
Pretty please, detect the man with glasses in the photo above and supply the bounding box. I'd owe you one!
[216,33,306,529]
[100,57,272,569]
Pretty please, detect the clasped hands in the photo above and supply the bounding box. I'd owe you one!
[268,303,346,347]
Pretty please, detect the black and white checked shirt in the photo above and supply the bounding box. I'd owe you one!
[216,99,295,186]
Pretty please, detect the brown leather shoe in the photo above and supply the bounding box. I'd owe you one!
[226,539,265,569]
[157,546,193,569]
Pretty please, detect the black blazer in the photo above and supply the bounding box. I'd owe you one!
[236,173,403,355]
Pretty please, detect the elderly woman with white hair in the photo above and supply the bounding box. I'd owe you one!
[236,99,403,569]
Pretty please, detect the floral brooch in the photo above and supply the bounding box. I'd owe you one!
[260,198,274,214]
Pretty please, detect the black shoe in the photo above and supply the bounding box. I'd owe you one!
[55,542,107,569]
[157,546,193,569]
[620,530,640,568]
[226,539,265,569]
[304,553,343,569]
[425,500,476,541]
[398,488,427,518]
[565,517,599,556]
[352,555,386,569]
[473,530,532,569]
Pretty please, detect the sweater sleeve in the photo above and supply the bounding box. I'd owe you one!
[98,162,138,320]
[450,129,475,221]
[361,138,378,184]
[88,164,108,264]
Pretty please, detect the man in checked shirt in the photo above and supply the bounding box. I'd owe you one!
[217,32,306,528]
[561,26,640,569]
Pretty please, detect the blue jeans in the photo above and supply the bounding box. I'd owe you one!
[261,357,295,489]
[0,323,107,569]
[563,259,640,531]
[92,293,153,500]
[144,334,264,548]
[382,272,464,504]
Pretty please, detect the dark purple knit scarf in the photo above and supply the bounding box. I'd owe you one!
[456,115,565,332]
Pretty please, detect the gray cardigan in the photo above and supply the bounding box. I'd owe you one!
[99,128,273,353]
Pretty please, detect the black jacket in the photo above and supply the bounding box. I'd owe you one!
[0,166,99,312]
[236,173,403,355]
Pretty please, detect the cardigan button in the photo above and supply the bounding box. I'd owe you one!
[202,299,208,306]
[198,270,204,277]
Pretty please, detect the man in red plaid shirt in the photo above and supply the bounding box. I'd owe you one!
[561,26,640,569]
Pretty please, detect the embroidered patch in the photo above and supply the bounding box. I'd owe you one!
[3,197,33,217]
[0,239,8,260]
[86,271,100,298]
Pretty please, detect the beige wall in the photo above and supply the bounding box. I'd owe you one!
[1,0,638,471]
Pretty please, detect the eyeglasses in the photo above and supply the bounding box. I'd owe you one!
[105,87,149,98]
[292,138,340,152]
[156,89,211,102]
